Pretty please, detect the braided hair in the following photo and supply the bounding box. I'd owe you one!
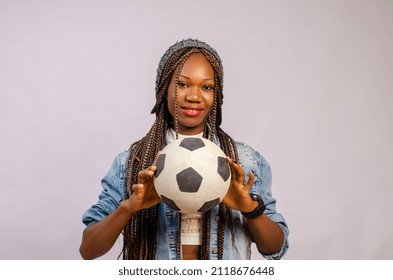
[122,39,240,260]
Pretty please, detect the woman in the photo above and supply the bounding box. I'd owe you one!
[79,39,289,260]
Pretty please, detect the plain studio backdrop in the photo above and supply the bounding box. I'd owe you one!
[1,0,392,260]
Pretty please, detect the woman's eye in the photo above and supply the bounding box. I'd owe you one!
[178,82,188,88]
[202,85,214,91]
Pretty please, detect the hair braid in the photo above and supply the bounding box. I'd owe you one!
[200,210,212,259]
[122,110,167,259]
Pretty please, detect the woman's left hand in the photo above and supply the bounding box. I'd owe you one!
[222,157,257,213]
[223,158,285,255]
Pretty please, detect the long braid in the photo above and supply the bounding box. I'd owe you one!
[200,210,212,259]
[122,110,167,259]
[122,39,240,260]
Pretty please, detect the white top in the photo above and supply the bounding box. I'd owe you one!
[165,128,203,245]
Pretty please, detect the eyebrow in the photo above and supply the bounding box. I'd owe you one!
[179,74,214,81]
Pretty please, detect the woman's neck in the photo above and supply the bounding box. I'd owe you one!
[166,128,203,144]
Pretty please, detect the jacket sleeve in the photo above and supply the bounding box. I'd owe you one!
[237,142,289,259]
[81,150,129,227]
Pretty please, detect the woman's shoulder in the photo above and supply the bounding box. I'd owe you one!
[104,149,131,177]
[109,148,130,165]
[117,148,130,159]
[234,141,271,177]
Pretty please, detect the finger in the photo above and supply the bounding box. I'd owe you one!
[147,165,157,172]
[132,183,144,197]
[132,183,143,191]
[152,151,162,166]
[245,171,255,191]
[231,160,246,183]
[226,157,238,181]
[138,169,155,184]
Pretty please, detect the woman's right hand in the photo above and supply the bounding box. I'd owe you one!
[122,165,161,213]
[80,156,161,259]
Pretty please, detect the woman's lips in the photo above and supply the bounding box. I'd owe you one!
[181,107,203,117]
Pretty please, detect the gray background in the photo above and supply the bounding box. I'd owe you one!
[1,0,392,259]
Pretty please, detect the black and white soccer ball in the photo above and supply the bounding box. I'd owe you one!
[154,137,231,214]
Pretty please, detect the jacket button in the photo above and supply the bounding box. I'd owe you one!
[212,247,219,254]
[215,215,220,222]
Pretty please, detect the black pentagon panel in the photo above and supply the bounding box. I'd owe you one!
[198,198,220,212]
[179,138,205,151]
[161,195,181,211]
[217,156,230,181]
[155,154,166,178]
[176,167,203,192]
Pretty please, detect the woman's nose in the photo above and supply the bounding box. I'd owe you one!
[186,87,202,102]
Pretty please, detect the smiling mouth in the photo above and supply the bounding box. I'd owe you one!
[181,107,203,116]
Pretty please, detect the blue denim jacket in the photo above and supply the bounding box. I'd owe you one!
[82,141,289,260]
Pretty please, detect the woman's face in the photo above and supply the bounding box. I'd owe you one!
[167,53,215,135]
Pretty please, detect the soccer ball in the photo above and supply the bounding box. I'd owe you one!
[154,137,231,214]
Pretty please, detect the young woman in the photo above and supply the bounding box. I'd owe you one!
[79,39,289,260]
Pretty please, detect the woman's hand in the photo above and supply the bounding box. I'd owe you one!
[222,157,257,213]
[122,154,161,214]
[129,166,161,211]
[222,157,285,255]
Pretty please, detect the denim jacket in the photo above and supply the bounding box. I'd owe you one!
[82,141,289,260]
